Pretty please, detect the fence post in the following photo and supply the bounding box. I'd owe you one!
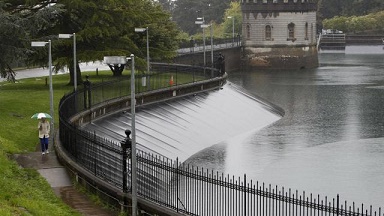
[121,129,132,212]
[336,194,340,216]
[176,157,179,213]
[244,174,247,216]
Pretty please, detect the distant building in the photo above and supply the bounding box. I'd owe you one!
[241,0,319,70]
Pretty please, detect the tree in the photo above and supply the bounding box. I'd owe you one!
[223,1,241,38]
[2,0,180,85]
[172,0,231,35]
[0,5,24,82]
[323,10,384,34]
[0,0,62,82]
[49,0,179,79]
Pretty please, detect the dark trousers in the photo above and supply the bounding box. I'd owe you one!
[40,137,49,152]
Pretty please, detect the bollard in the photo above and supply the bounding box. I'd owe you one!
[120,129,132,212]
[169,75,174,86]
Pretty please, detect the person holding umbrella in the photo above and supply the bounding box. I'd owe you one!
[38,117,50,155]
[32,113,51,155]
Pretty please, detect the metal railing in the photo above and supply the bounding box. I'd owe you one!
[177,37,242,55]
[58,63,382,216]
[59,63,220,120]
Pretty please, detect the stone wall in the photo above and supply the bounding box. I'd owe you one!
[242,12,317,46]
[243,45,318,70]
[172,47,243,72]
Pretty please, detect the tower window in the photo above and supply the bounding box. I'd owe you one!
[265,25,272,40]
[311,23,314,43]
[246,24,251,40]
[305,22,309,40]
[288,23,295,41]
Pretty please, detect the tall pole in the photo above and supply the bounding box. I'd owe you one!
[130,54,137,216]
[203,28,206,66]
[48,40,54,140]
[232,17,235,46]
[59,33,77,91]
[73,33,77,91]
[210,23,214,77]
[146,27,150,89]
[146,27,149,74]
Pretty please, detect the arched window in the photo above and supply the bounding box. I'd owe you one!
[265,25,272,40]
[246,24,251,40]
[311,23,314,43]
[305,22,309,40]
[288,23,295,41]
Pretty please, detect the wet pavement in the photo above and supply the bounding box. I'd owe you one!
[8,62,118,215]
[0,61,109,82]
[12,144,118,216]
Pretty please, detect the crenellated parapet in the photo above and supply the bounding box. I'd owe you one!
[241,0,317,13]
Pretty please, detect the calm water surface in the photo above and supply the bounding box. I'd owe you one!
[223,46,384,208]
[86,45,384,208]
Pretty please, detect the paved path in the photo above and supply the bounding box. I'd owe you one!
[6,63,118,215]
[12,144,119,215]
[1,61,109,82]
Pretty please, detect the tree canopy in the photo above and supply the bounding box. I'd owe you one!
[323,11,384,34]
[0,0,180,83]
[0,0,62,81]
[317,0,384,29]
[172,0,232,35]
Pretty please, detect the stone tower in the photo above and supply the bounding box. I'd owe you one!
[241,0,318,70]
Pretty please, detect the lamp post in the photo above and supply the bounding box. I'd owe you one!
[134,27,150,88]
[195,17,207,66]
[227,16,235,46]
[58,33,77,91]
[207,23,214,77]
[127,54,137,216]
[31,40,54,139]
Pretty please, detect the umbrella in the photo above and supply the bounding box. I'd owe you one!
[31,113,52,119]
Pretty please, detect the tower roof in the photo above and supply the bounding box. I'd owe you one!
[241,0,317,13]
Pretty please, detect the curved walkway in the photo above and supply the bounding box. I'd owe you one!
[12,147,118,216]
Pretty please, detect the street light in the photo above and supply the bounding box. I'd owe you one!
[196,17,208,66]
[126,54,137,216]
[210,23,214,77]
[134,27,150,88]
[227,16,235,46]
[58,33,77,91]
[31,40,54,140]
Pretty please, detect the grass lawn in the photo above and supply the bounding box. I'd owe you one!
[0,70,127,215]
[0,69,203,215]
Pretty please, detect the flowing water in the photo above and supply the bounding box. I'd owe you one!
[85,45,384,208]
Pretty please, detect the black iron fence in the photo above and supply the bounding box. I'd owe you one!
[59,63,221,120]
[58,63,382,215]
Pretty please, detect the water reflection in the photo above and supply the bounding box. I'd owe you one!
[226,46,384,208]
